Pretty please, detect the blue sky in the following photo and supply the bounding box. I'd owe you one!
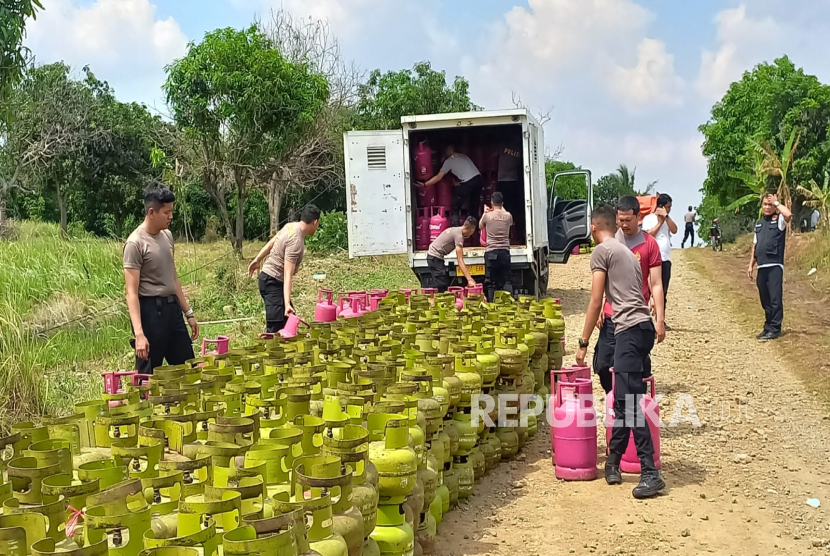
[24,0,830,243]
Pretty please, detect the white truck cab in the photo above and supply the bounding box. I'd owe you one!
[344,109,593,297]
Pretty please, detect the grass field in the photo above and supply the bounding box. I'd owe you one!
[0,221,417,429]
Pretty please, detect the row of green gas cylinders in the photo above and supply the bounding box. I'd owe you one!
[0,291,565,556]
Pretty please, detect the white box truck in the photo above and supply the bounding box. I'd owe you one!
[344,108,593,297]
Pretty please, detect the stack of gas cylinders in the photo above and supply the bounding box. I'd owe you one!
[0,288,567,556]
[413,140,503,251]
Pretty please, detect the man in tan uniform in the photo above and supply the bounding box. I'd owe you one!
[426,216,478,292]
[479,191,513,301]
[124,184,199,374]
[248,205,320,333]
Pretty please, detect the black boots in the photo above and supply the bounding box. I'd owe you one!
[605,452,622,485]
[632,456,666,499]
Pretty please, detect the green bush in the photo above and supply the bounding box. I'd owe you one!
[306,211,348,253]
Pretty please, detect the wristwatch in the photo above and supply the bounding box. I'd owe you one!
[578,338,589,349]
[774,201,780,208]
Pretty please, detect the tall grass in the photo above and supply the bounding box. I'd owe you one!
[0,221,417,429]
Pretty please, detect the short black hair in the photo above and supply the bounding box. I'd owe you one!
[657,193,673,208]
[491,192,504,206]
[688,205,693,211]
[463,216,478,228]
[144,182,175,212]
[591,205,617,229]
[300,204,321,224]
[616,196,640,216]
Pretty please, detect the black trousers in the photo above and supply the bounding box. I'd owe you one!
[757,266,783,334]
[484,249,511,301]
[451,174,483,225]
[258,272,286,333]
[135,296,194,374]
[593,317,616,394]
[682,223,694,247]
[661,261,672,308]
[609,321,655,460]
[427,256,450,293]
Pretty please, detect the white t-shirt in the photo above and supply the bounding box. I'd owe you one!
[440,154,481,183]
[641,213,672,262]
[753,216,786,269]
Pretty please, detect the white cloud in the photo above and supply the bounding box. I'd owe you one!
[25,0,187,108]
[460,0,683,112]
[233,0,388,38]
[696,5,781,101]
[611,38,684,108]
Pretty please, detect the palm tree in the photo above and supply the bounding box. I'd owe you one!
[753,128,800,210]
[615,164,636,192]
[725,149,767,214]
[797,172,830,230]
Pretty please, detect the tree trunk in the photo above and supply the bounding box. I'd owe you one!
[0,193,7,231]
[267,174,284,237]
[57,183,68,236]
[233,167,247,254]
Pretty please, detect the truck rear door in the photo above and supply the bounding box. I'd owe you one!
[344,131,408,258]
[528,120,549,248]
[547,170,593,263]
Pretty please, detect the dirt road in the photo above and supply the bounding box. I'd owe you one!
[436,251,830,555]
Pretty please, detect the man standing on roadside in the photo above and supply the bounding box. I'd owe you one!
[748,193,792,340]
[593,197,665,394]
[642,193,676,329]
[124,184,199,374]
[576,205,666,499]
[418,145,483,226]
[248,205,320,333]
[480,191,513,301]
[426,216,478,293]
[681,206,696,248]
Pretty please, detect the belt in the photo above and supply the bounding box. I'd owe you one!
[140,295,178,305]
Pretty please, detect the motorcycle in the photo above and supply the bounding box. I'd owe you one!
[709,219,722,252]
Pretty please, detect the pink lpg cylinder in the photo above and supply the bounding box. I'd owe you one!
[604,369,661,473]
[415,141,434,182]
[429,207,448,242]
[416,208,431,250]
[314,289,337,323]
[447,286,465,311]
[436,177,453,210]
[465,283,483,297]
[552,380,598,480]
[417,182,436,209]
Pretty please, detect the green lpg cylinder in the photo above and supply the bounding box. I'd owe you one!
[477,436,495,474]
[468,447,486,481]
[522,409,539,438]
[276,494,348,556]
[494,331,523,378]
[363,538,382,556]
[367,416,418,503]
[496,427,519,461]
[452,409,478,455]
[416,511,437,556]
[370,503,415,556]
[486,429,502,467]
[425,358,450,419]
[453,352,483,408]
[474,339,501,387]
[429,486,445,525]
[442,463,459,509]
[442,419,459,459]
[453,455,474,501]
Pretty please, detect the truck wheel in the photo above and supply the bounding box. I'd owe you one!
[538,259,549,297]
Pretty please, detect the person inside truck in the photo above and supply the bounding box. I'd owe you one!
[417,145,483,226]
[426,216,478,292]
[480,191,513,301]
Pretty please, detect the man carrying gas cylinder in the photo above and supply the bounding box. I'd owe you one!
[426,216,478,293]
[575,205,666,499]
[479,191,514,301]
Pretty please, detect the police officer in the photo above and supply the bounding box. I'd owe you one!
[748,193,792,340]
[479,191,513,301]
[426,216,478,292]
[576,205,666,499]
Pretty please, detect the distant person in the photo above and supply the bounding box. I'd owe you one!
[248,205,320,333]
[747,193,792,340]
[479,191,514,301]
[418,145,483,226]
[426,216,478,292]
[496,136,523,236]
[811,209,820,232]
[592,196,665,394]
[123,184,199,374]
[681,206,696,248]
[642,193,676,329]
[575,204,666,499]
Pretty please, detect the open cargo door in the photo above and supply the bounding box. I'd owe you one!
[344,131,408,258]
[547,170,593,263]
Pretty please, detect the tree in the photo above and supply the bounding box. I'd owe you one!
[165,26,329,252]
[355,61,479,130]
[593,174,635,207]
[699,56,830,221]
[797,172,830,230]
[257,9,359,235]
[0,0,43,110]
[545,160,587,200]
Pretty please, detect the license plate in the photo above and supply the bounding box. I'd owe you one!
[457,264,485,276]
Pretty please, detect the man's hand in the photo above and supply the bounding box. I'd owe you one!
[187,316,199,341]
[747,265,754,281]
[765,192,779,204]
[576,346,588,366]
[416,181,425,188]
[483,204,491,214]
[656,320,666,344]
[596,312,605,330]
[285,303,295,318]
[247,259,260,278]
[467,279,476,288]
[135,332,149,360]
[655,207,668,218]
